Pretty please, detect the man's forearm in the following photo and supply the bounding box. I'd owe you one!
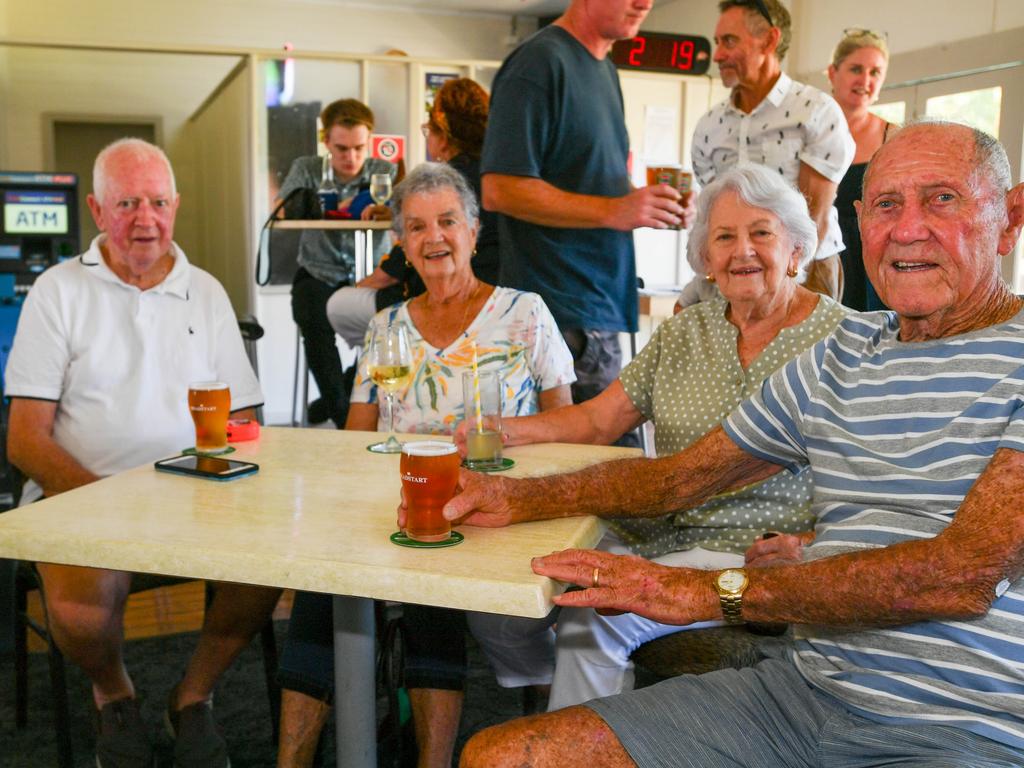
[11,436,99,498]
[507,427,781,521]
[734,448,1024,628]
[483,175,617,229]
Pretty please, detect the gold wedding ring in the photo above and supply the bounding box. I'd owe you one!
[592,567,600,589]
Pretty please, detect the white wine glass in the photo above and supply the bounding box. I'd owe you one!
[369,173,393,206]
[366,321,412,454]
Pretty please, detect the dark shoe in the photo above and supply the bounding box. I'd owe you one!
[93,697,155,768]
[165,699,230,768]
[306,397,330,425]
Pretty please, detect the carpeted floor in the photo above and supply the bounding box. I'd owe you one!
[0,620,535,768]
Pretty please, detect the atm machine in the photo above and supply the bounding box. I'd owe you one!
[0,171,80,376]
[0,171,79,652]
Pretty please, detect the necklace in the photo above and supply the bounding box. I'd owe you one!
[414,278,482,348]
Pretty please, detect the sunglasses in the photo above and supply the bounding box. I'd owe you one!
[750,0,774,26]
[844,27,888,41]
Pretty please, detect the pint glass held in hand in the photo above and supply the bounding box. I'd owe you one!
[646,164,693,228]
[188,381,230,454]
[462,370,503,470]
[401,441,461,542]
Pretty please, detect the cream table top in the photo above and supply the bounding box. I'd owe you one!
[0,427,639,618]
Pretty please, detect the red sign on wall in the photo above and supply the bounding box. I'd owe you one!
[372,135,405,164]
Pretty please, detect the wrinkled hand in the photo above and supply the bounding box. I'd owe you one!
[440,469,523,528]
[361,204,392,221]
[532,549,716,626]
[608,185,683,231]
[744,532,807,568]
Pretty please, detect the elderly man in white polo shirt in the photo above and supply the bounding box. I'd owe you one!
[681,0,854,305]
[5,138,281,768]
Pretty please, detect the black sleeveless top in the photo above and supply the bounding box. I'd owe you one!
[836,123,891,312]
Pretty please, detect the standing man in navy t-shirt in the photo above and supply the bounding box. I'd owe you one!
[481,0,690,406]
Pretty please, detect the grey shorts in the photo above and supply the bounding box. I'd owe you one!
[586,658,1024,768]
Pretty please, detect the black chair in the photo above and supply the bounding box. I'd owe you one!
[631,624,791,690]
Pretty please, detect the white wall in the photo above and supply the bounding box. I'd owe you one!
[790,0,1024,75]
[3,0,520,61]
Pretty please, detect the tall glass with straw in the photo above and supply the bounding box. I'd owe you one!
[462,343,503,469]
[366,321,412,454]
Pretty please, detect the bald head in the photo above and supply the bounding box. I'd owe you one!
[93,138,177,202]
[865,121,1010,206]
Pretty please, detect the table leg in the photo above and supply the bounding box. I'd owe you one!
[333,595,377,768]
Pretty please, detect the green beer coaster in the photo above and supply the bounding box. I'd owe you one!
[462,457,515,473]
[390,530,464,548]
[181,446,236,457]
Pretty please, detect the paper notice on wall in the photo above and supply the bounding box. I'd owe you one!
[643,105,679,164]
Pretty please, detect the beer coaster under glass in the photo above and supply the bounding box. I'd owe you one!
[389,530,464,548]
[461,457,515,473]
[182,446,236,457]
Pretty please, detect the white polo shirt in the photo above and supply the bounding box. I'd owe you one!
[5,236,262,502]
[691,72,855,260]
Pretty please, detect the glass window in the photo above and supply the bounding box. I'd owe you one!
[925,86,1002,137]
[870,101,906,124]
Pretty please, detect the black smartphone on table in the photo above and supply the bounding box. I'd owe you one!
[154,454,259,481]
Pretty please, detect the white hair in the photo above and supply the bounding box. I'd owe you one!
[93,138,177,200]
[687,164,818,274]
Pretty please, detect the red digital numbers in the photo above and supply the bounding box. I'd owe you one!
[672,40,695,70]
[629,36,646,67]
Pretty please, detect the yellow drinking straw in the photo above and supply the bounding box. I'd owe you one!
[471,342,483,433]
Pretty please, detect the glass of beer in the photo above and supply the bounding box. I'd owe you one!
[646,164,693,229]
[462,370,503,470]
[401,441,461,542]
[188,381,231,454]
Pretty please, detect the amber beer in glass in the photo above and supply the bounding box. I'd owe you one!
[401,441,461,542]
[188,381,230,454]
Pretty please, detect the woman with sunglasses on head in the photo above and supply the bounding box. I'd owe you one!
[828,28,895,311]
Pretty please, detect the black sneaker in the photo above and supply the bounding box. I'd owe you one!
[165,698,230,768]
[93,697,156,768]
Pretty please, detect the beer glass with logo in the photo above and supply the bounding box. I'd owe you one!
[645,164,693,229]
[462,370,503,470]
[188,381,231,454]
[401,441,461,542]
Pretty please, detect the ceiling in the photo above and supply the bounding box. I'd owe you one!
[346,0,569,18]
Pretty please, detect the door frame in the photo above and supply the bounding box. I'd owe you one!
[42,112,164,170]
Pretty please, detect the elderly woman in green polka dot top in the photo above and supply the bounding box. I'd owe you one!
[456,163,851,711]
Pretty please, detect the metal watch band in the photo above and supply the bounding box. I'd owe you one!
[719,592,744,624]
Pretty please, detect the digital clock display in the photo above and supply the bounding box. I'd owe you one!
[610,32,711,76]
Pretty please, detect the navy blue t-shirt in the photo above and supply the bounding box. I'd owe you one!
[481,26,637,333]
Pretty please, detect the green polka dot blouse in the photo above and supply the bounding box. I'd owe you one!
[613,292,850,558]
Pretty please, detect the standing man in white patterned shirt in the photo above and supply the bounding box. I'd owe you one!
[683,0,854,305]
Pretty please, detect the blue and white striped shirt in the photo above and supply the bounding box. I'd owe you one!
[723,308,1024,749]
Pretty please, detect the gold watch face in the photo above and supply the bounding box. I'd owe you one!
[717,569,747,593]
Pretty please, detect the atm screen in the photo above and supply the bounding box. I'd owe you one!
[4,190,69,235]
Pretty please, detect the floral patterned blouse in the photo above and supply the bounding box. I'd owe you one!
[351,286,575,435]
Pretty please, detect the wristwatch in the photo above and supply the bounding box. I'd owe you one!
[715,568,749,625]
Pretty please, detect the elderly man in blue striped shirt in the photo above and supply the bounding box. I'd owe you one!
[445,119,1024,768]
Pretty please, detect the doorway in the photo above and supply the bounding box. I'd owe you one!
[49,119,158,250]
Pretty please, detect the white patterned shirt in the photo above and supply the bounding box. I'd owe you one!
[352,286,575,435]
[691,73,854,261]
